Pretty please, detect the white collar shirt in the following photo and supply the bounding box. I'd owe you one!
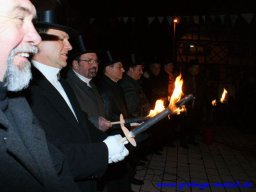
[32,61,78,121]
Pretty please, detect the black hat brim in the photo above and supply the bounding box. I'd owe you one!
[70,50,98,60]
[35,22,78,37]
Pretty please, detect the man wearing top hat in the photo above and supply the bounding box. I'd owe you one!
[24,10,129,192]
[95,50,134,192]
[119,53,150,186]
[0,1,80,192]
[64,34,112,133]
[119,53,150,119]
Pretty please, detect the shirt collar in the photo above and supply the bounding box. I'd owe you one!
[73,69,91,87]
[32,60,61,82]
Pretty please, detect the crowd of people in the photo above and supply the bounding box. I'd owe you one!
[1,1,251,192]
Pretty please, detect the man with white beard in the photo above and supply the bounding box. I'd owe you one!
[0,0,80,191]
[4,45,37,91]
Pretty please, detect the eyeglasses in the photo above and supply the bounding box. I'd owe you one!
[78,59,99,64]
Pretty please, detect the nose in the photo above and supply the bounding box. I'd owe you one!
[27,23,42,45]
[66,40,73,51]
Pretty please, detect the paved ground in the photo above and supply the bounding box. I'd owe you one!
[132,125,256,192]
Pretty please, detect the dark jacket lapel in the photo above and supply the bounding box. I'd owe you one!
[31,67,79,126]
[59,77,86,124]
[67,70,104,113]
[68,70,100,102]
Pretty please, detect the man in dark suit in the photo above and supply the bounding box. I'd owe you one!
[181,60,205,148]
[24,10,129,192]
[96,50,134,192]
[65,34,111,132]
[0,1,80,192]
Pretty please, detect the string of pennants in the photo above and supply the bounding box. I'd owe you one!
[89,13,255,25]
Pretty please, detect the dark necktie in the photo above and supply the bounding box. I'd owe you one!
[57,72,61,81]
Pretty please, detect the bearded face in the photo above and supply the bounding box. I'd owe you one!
[87,67,97,78]
[3,44,38,91]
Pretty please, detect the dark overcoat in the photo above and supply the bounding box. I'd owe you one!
[65,69,105,128]
[25,67,108,191]
[96,75,129,136]
[0,88,79,192]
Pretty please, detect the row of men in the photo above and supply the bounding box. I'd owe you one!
[0,1,158,192]
[1,1,204,191]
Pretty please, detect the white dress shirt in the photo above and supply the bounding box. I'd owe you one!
[32,61,78,121]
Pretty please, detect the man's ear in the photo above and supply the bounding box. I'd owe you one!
[72,60,79,69]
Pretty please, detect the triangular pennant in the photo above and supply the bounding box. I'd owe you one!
[166,16,172,25]
[148,17,155,24]
[157,17,164,23]
[241,13,254,24]
[214,15,221,25]
[210,15,215,22]
[193,16,199,24]
[123,17,129,24]
[219,15,225,25]
[89,18,95,24]
[201,16,206,23]
[230,14,238,25]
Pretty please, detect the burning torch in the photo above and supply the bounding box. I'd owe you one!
[119,74,195,146]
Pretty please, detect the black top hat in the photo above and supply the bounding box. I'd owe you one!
[130,53,144,66]
[68,34,97,62]
[122,52,144,70]
[98,50,124,68]
[35,10,78,37]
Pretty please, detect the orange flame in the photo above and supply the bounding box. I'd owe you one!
[147,99,165,117]
[146,74,185,118]
[212,99,217,106]
[211,88,228,106]
[220,88,228,103]
[169,74,184,113]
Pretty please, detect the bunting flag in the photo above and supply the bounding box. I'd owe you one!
[148,17,155,24]
[210,15,215,23]
[123,17,129,24]
[157,17,164,23]
[89,18,95,24]
[230,14,238,24]
[193,16,200,24]
[219,15,225,24]
[242,13,254,24]
[166,16,172,25]
[89,13,255,26]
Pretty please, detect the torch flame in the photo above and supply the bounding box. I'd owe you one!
[147,99,165,117]
[220,88,228,103]
[211,88,228,106]
[212,99,217,106]
[169,74,184,112]
[146,74,184,118]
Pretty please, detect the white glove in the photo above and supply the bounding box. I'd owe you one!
[103,134,129,164]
